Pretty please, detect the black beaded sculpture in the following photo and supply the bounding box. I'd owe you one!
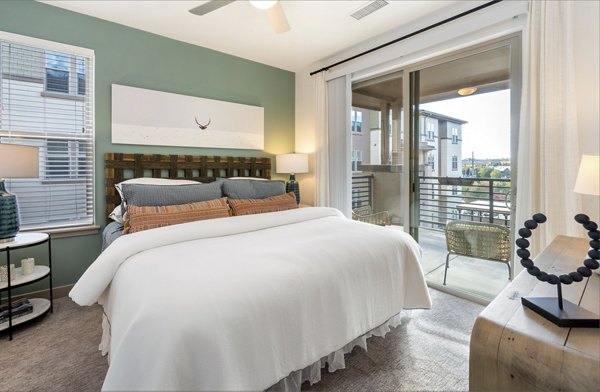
[517,213,600,328]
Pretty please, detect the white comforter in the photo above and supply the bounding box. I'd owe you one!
[70,207,431,391]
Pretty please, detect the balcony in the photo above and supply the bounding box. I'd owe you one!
[352,173,512,301]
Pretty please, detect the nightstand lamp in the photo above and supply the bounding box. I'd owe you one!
[574,154,599,276]
[574,154,600,197]
[276,153,308,204]
[0,143,39,243]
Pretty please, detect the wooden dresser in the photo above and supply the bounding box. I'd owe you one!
[470,235,600,391]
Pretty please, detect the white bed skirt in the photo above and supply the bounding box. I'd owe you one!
[99,311,402,391]
[266,312,403,392]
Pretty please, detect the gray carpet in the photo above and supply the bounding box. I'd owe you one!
[0,298,107,392]
[0,289,483,392]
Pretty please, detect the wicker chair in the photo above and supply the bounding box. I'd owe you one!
[352,205,391,226]
[443,220,511,285]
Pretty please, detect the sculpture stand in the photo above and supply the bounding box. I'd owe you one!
[522,282,600,328]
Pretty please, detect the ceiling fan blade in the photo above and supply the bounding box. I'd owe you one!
[267,2,290,34]
[189,0,235,16]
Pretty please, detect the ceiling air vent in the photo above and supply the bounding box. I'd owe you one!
[350,0,389,21]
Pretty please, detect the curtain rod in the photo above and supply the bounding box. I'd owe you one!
[309,0,503,76]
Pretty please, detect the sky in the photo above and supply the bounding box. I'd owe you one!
[421,89,511,160]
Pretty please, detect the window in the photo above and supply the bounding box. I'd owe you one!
[0,37,94,230]
[44,140,88,180]
[451,126,459,144]
[351,149,363,171]
[351,109,363,134]
[426,121,435,141]
[45,51,69,93]
[452,155,458,171]
[44,51,86,96]
[452,186,458,196]
[427,152,435,172]
[76,58,86,95]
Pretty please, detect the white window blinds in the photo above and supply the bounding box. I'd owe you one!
[0,38,94,230]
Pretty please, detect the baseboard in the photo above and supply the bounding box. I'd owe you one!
[8,284,74,302]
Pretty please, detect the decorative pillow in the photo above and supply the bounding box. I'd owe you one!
[120,182,223,208]
[222,178,285,199]
[116,178,200,200]
[228,192,298,216]
[126,198,230,234]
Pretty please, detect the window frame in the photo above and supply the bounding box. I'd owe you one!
[0,31,96,233]
[351,109,363,134]
[451,126,459,144]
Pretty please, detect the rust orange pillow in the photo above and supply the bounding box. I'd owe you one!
[126,198,229,234]
[228,192,298,216]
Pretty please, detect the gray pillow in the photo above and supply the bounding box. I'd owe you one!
[221,179,286,199]
[120,182,223,207]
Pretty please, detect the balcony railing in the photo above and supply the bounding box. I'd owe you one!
[352,174,373,209]
[419,176,511,231]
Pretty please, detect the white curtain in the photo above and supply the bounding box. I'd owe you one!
[516,0,582,258]
[313,72,329,207]
[313,73,352,217]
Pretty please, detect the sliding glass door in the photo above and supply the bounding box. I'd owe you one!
[407,36,521,301]
[351,71,407,227]
[348,35,521,302]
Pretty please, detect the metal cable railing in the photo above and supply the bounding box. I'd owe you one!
[419,176,511,231]
[351,174,373,209]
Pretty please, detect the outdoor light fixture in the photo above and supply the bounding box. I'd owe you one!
[458,87,478,96]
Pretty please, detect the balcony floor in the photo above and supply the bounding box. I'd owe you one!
[418,227,510,301]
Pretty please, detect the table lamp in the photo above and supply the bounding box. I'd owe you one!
[276,153,308,204]
[574,154,600,197]
[0,143,40,243]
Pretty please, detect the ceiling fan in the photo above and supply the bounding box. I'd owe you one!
[189,0,290,34]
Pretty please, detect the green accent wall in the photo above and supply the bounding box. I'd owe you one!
[0,0,295,292]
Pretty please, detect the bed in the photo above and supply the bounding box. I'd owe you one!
[70,153,431,391]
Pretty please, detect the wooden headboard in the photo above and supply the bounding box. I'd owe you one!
[104,153,271,222]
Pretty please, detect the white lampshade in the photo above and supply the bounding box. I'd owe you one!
[276,153,308,174]
[574,155,600,196]
[0,144,40,178]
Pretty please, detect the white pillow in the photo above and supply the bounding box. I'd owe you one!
[109,205,125,224]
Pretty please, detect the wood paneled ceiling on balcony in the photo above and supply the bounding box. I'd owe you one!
[352,45,510,109]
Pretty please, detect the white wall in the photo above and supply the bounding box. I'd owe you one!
[573,0,600,218]
[294,66,316,205]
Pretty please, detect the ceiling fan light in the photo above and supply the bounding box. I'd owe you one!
[458,87,478,96]
[249,0,278,10]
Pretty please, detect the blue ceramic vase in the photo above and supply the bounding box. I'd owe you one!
[0,180,19,242]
